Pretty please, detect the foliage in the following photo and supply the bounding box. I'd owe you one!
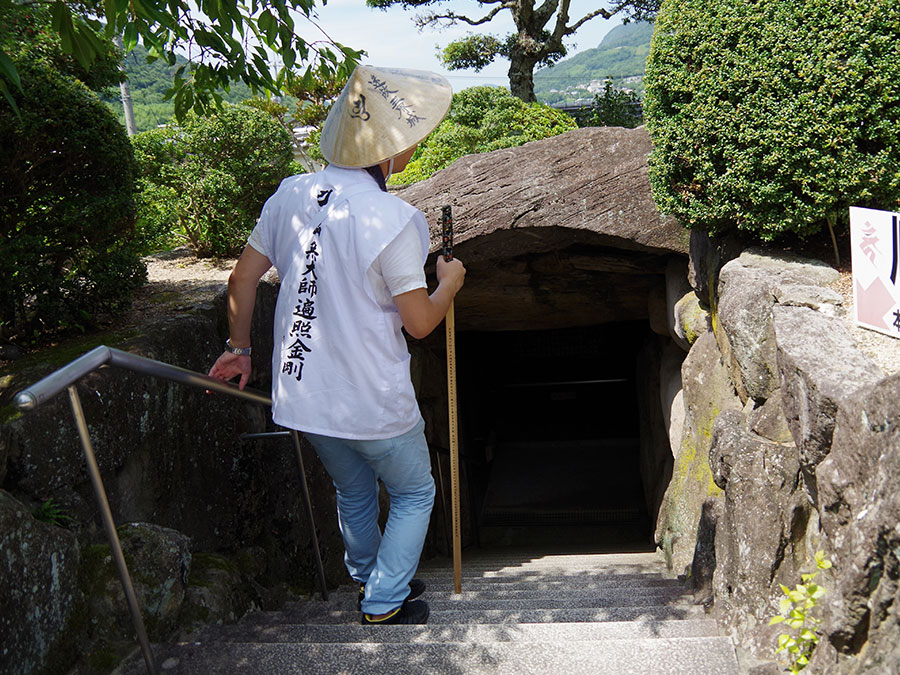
[102,43,256,132]
[367,0,660,101]
[390,86,576,185]
[574,80,642,128]
[133,104,296,257]
[0,0,361,121]
[0,58,145,344]
[285,67,348,128]
[281,67,348,170]
[1,3,122,94]
[644,0,900,243]
[33,499,74,527]
[534,21,653,104]
[441,31,567,73]
[770,551,833,673]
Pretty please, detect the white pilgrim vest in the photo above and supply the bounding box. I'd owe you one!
[260,167,428,439]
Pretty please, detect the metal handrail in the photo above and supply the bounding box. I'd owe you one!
[14,345,271,410]
[14,345,329,675]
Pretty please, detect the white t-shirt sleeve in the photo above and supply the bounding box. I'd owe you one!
[247,225,268,258]
[369,220,427,301]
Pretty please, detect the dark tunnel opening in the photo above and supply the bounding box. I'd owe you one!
[453,322,656,552]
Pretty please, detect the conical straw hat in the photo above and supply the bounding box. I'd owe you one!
[320,65,453,168]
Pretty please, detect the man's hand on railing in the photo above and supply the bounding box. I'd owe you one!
[208,352,252,390]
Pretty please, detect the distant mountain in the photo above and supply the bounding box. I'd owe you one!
[534,21,654,105]
[104,44,254,132]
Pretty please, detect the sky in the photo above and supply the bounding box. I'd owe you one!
[302,0,625,92]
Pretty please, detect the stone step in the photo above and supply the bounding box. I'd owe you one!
[332,573,682,591]
[418,552,664,568]
[239,604,705,625]
[415,562,673,578]
[296,582,688,605]
[270,589,690,623]
[188,618,723,644]
[140,637,739,674]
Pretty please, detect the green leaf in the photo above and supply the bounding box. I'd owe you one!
[0,50,21,92]
[283,47,296,69]
[769,615,785,625]
[124,23,139,52]
[0,78,21,117]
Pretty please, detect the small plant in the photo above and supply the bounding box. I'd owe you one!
[769,550,833,673]
[33,499,74,528]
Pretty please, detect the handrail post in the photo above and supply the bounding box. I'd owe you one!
[68,386,158,675]
[289,430,329,601]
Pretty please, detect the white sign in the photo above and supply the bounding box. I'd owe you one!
[850,206,900,338]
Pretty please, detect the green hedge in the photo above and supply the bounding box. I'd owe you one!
[0,60,144,343]
[644,0,900,241]
[133,104,296,257]
[391,86,576,185]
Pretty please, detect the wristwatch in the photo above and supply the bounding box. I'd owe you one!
[224,339,252,356]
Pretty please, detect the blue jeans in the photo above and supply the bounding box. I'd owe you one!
[304,417,435,615]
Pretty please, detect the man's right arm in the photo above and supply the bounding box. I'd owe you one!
[208,245,273,389]
[393,257,466,339]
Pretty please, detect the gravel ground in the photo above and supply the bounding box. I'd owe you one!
[126,248,236,328]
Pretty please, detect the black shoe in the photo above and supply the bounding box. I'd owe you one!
[361,599,430,625]
[358,578,426,610]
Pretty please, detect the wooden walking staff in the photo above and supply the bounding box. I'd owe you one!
[441,205,463,595]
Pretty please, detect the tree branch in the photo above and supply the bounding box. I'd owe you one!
[532,0,559,28]
[565,6,613,35]
[415,4,509,28]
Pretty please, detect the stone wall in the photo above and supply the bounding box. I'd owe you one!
[658,232,899,673]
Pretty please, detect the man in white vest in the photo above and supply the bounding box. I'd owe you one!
[209,65,466,625]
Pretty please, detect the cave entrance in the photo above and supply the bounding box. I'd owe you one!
[455,322,655,551]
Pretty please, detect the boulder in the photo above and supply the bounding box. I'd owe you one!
[659,341,686,457]
[0,490,81,675]
[81,522,191,643]
[716,250,840,403]
[708,410,813,659]
[665,257,694,350]
[674,291,711,348]
[691,497,722,608]
[747,391,794,444]
[774,284,844,317]
[655,331,742,574]
[812,373,900,672]
[774,305,883,503]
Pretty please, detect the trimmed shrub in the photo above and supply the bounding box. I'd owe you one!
[133,104,296,257]
[0,60,144,343]
[644,0,900,242]
[391,86,576,185]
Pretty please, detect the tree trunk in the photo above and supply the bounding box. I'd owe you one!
[508,50,539,102]
[114,35,137,136]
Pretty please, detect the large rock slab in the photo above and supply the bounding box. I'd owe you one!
[655,331,741,574]
[0,490,81,675]
[401,126,688,257]
[811,373,900,673]
[716,250,841,403]
[774,305,883,503]
[396,127,688,332]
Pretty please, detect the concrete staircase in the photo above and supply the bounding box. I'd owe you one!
[123,550,740,674]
